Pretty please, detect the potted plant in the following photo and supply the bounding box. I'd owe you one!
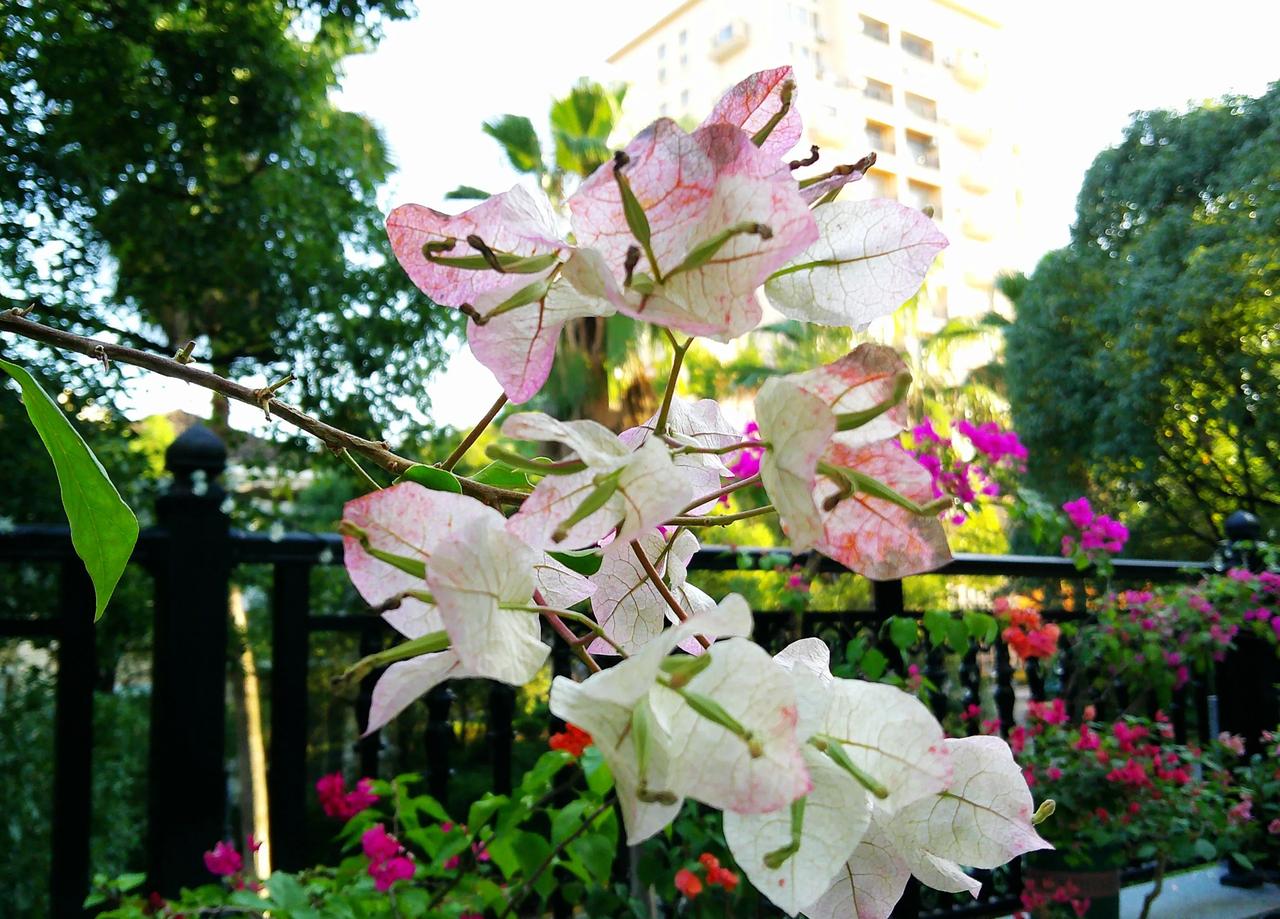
[1008,702,1233,919]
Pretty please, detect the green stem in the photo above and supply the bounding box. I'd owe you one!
[654,331,692,436]
[515,605,629,657]
[339,448,383,492]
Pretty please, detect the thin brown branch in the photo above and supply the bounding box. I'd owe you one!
[440,392,507,471]
[0,311,526,508]
[631,539,710,649]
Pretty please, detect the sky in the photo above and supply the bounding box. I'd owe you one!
[140,0,1280,431]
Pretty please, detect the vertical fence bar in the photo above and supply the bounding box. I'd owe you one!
[1026,657,1045,702]
[50,560,95,919]
[356,626,383,779]
[425,686,454,802]
[269,561,311,872]
[148,425,232,895]
[961,644,981,732]
[994,640,1015,738]
[489,684,515,795]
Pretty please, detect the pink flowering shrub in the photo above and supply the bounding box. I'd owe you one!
[997,705,1234,867]
[902,417,1027,525]
[1074,569,1279,710]
[1059,496,1129,567]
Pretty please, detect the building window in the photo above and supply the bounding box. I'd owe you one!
[658,67,666,83]
[861,15,889,43]
[906,179,942,218]
[679,29,688,45]
[901,32,934,62]
[680,89,690,108]
[657,43,666,60]
[680,52,688,67]
[906,130,940,168]
[868,170,896,200]
[659,102,668,116]
[864,78,892,104]
[905,92,938,122]
[865,121,895,155]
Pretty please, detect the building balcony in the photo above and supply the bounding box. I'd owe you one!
[960,167,994,194]
[953,119,992,146]
[949,48,989,89]
[709,21,748,61]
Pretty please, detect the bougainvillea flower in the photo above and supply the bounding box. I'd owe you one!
[203,840,243,878]
[386,185,615,402]
[765,199,947,330]
[653,636,812,814]
[723,637,953,915]
[342,484,553,730]
[700,65,803,161]
[503,412,693,553]
[619,398,740,512]
[812,436,952,580]
[755,345,950,578]
[803,736,1049,917]
[564,118,817,341]
[774,638,950,815]
[588,529,712,655]
[755,344,909,549]
[724,748,872,915]
[550,595,763,842]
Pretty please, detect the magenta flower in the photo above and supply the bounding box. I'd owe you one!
[369,855,415,892]
[203,840,242,878]
[316,772,379,820]
[361,824,401,863]
[1062,497,1093,530]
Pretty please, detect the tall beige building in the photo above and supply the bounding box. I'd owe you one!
[607,0,1022,330]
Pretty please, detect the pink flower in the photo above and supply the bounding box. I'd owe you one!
[1272,618,1280,641]
[1267,818,1280,835]
[1062,497,1094,530]
[1075,725,1101,752]
[203,841,243,878]
[1226,568,1255,583]
[369,855,415,892]
[361,824,401,864]
[1258,572,1280,594]
[1047,766,1063,781]
[954,419,1028,469]
[1227,797,1254,826]
[1219,732,1246,756]
[317,773,379,821]
[725,421,764,481]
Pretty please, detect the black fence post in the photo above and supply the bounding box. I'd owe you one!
[269,562,311,872]
[147,425,232,895]
[50,560,95,918]
[489,684,515,796]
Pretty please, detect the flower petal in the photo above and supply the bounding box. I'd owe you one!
[724,747,872,915]
[800,820,911,919]
[766,200,947,329]
[756,377,833,550]
[702,66,803,161]
[534,553,597,609]
[886,736,1050,877]
[426,509,548,685]
[367,651,468,735]
[657,637,811,814]
[809,679,951,816]
[386,185,566,311]
[815,437,951,579]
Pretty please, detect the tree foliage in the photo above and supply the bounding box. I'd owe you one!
[1003,84,1280,553]
[1,0,454,448]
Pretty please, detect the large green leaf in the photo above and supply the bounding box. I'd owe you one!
[0,359,138,619]
[482,114,544,175]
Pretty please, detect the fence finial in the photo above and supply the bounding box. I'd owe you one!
[164,423,227,495]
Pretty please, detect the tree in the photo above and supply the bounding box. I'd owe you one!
[1002,84,1280,554]
[1,0,455,447]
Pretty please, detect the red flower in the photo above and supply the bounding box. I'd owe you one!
[675,868,703,898]
[549,724,593,758]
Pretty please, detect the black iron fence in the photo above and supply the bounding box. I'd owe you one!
[1,425,1238,917]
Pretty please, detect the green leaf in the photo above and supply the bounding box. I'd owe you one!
[945,618,970,652]
[266,872,309,910]
[887,616,918,652]
[568,832,615,885]
[581,745,614,798]
[860,647,889,681]
[844,636,867,666]
[922,610,951,646]
[115,872,146,893]
[548,549,603,576]
[396,464,462,494]
[471,461,531,491]
[444,185,492,200]
[467,793,509,834]
[965,611,998,645]
[1193,837,1216,861]
[0,359,138,620]
[482,115,543,175]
